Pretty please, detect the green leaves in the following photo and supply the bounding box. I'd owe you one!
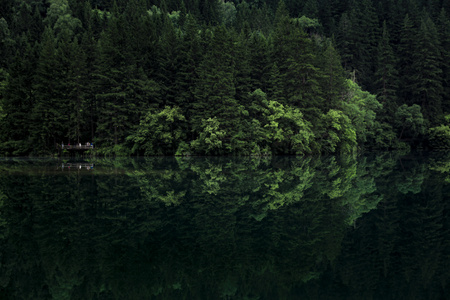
[428,125,450,149]
[1,0,448,155]
[321,109,356,153]
[191,117,227,155]
[128,106,187,155]
[394,104,426,140]
[341,79,382,144]
[248,89,314,155]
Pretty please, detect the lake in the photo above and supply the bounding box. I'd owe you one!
[1,153,450,299]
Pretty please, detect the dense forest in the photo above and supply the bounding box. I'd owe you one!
[0,0,449,156]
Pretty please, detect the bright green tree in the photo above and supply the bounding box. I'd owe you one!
[247,89,314,155]
[127,106,187,155]
[341,79,382,146]
[320,109,357,154]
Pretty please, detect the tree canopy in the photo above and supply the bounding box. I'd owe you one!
[0,0,449,155]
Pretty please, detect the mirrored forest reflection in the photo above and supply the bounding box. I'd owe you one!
[1,153,450,299]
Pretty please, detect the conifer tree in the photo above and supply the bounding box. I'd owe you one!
[437,8,450,113]
[174,14,201,123]
[63,36,89,144]
[337,0,378,90]
[248,32,272,92]
[80,24,98,141]
[302,0,319,18]
[93,9,129,148]
[410,16,443,121]
[374,21,398,121]
[0,18,13,68]
[232,30,252,106]
[123,0,151,65]
[157,14,180,107]
[316,39,346,113]
[336,12,353,71]
[272,16,322,120]
[268,62,286,104]
[10,1,44,42]
[32,26,68,151]
[192,25,245,153]
[397,14,417,106]
[0,38,37,154]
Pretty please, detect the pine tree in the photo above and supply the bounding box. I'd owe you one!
[93,11,129,148]
[268,62,286,104]
[336,12,353,71]
[0,18,13,68]
[156,14,180,107]
[200,0,219,24]
[174,14,201,124]
[31,26,68,152]
[302,0,319,18]
[192,25,244,152]
[357,0,379,90]
[80,25,98,141]
[10,1,44,42]
[123,0,150,67]
[338,0,379,90]
[374,21,398,121]
[92,1,161,151]
[317,39,346,112]
[437,8,450,113]
[0,38,37,154]
[397,14,417,107]
[232,30,252,107]
[63,36,89,144]
[272,16,322,120]
[248,31,272,92]
[410,16,443,121]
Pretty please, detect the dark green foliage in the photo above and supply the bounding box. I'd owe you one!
[437,9,450,113]
[316,39,347,112]
[1,0,450,155]
[394,104,426,140]
[191,26,244,152]
[272,16,323,121]
[428,124,450,149]
[128,106,187,155]
[0,39,37,155]
[32,26,69,153]
[374,21,398,122]
[397,14,417,106]
[410,16,443,121]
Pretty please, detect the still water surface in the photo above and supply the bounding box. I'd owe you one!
[1,153,450,299]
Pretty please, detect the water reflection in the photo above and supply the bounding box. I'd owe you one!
[0,153,449,299]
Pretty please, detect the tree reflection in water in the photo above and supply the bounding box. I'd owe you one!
[1,153,449,299]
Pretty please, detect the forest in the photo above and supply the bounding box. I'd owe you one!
[0,0,449,156]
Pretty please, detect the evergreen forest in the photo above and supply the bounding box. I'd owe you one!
[1,0,450,156]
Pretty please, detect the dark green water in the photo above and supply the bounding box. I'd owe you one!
[1,153,450,300]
